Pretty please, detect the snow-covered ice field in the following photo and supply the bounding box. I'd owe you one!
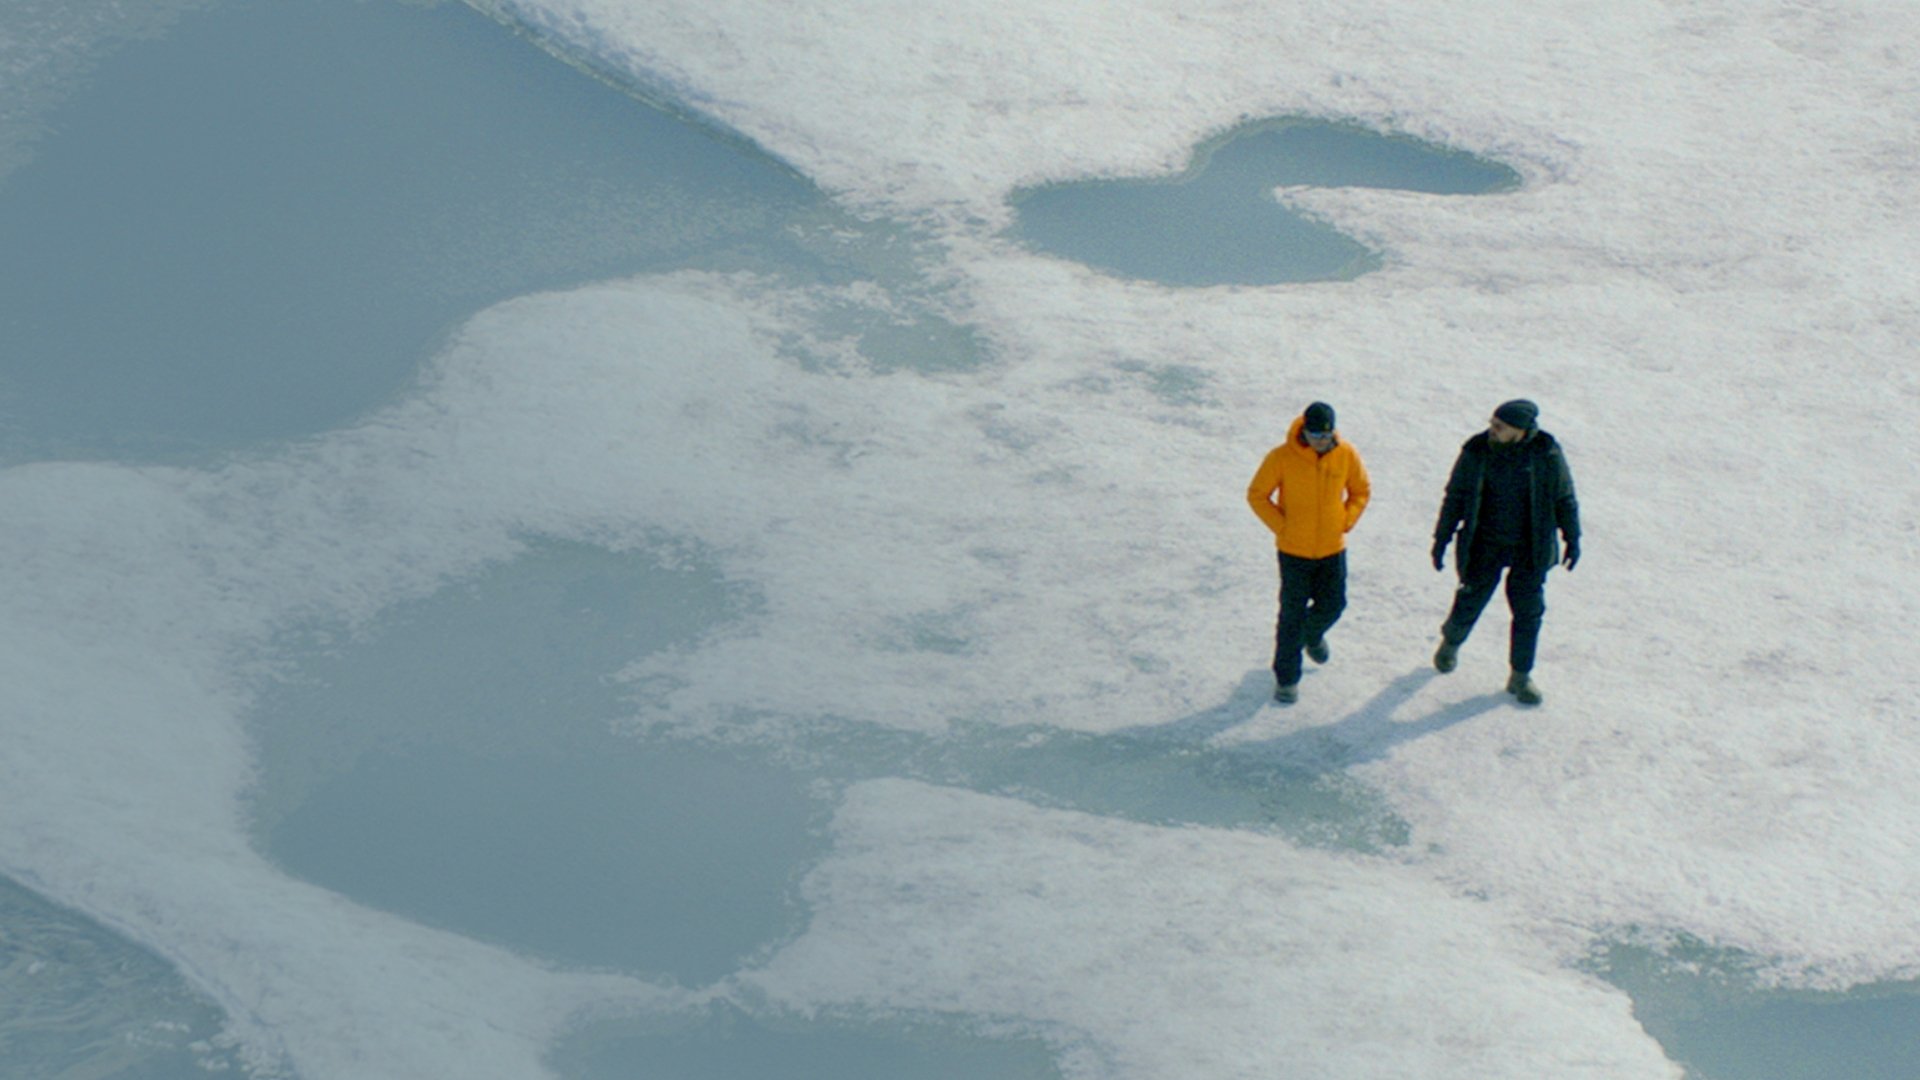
[2,0,1917,1077]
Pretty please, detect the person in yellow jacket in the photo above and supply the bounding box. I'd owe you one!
[1246,401,1371,703]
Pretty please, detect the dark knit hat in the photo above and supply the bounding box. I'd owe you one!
[1494,399,1539,430]
[1302,401,1336,434]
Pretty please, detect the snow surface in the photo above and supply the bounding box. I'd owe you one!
[0,0,213,178]
[4,0,1919,1077]
[749,779,1674,1079]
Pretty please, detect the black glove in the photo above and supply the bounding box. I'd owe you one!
[1562,537,1581,571]
[1430,538,1448,572]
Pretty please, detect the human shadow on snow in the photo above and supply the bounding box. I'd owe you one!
[1128,667,1506,777]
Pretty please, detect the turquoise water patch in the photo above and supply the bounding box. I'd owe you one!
[1595,938,1920,1080]
[1010,117,1519,286]
[250,540,828,986]
[270,740,821,986]
[0,0,980,464]
[0,875,242,1078]
[550,1003,1066,1080]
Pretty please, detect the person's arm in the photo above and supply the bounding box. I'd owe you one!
[1431,448,1471,569]
[1551,446,1581,568]
[1246,450,1286,538]
[1343,449,1371,531]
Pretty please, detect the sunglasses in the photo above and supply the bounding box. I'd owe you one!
[1304,429,1334,440]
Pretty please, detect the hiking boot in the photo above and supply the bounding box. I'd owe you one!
[1273,683,1299,705]
[1506,670,1543,706]
[1305,637,1330,665]
[1433,639,1459,673]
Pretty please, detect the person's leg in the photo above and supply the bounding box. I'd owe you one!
[1441,544,1510,645]
[1272,552,1314,687]
[1302,552,1348,648]
[1504,558,1549,673]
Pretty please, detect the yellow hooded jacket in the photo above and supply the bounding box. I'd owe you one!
[1247,416,1372,559]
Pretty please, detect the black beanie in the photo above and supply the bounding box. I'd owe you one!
[1303,401,1335,434]
[1494,399,1539,430]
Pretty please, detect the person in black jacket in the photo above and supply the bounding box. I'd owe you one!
[1429,399,1581,705]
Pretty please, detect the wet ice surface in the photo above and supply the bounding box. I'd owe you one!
[1011,119,1519,285]
[0,877,243,1078]
[1596,941,1920,1080]
[254,541,1405,990]
[6,0,1920,1075]
[247,535,1920,1079]
[253,541,828,986]
[0,0,848,462]
[551,1004,1067,1080]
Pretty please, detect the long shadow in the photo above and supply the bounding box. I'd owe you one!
[800,665,1411,850]
[1130,666,1279,745]
[1237,669,1506,774]
[1126,667,1505,777]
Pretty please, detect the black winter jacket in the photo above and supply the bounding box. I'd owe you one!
[1433,430,1581,576]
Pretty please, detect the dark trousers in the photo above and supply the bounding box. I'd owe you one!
[1441,542,1547,673]
[1273,551,1347,686]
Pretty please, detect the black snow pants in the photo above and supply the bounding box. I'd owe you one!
[1441,542,1547,673]
[1273,550,1347,686]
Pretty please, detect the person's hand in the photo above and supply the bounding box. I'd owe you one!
[1430,539,1448,572]
[1562,538,1581,571]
